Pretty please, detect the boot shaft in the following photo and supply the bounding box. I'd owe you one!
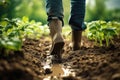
[72,31,82,51]
[49,19,62,38]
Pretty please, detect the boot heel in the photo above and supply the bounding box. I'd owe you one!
[50,41,64,55]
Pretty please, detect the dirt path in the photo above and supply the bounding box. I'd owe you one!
[0,36,120,80]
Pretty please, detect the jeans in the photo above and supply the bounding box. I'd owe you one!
[45,0,86,31]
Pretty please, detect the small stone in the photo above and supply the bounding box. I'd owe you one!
[44,68,52,75]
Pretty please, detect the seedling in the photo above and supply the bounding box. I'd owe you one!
[87,20,119,47]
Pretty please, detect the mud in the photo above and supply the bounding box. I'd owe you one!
[0,36,120,80]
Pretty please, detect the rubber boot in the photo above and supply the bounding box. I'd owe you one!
[72,31,82,51]
[49,19,64,63]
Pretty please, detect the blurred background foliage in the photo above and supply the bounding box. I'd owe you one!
[86,0,120,22]
[0,0,120,25]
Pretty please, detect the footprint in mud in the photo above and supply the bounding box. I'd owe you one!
[43,64,63,79]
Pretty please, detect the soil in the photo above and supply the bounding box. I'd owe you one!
[0,36,120,80]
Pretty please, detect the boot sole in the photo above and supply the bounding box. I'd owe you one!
[50,41,65,55]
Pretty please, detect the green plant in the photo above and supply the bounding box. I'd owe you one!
[107,21,120,36]
[87,20,119,47]
[0,18,23,51]
[0,16,49,56]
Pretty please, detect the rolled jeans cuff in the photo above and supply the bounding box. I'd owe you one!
[46,0,64,26]
[47,16,64,26]
[70,22,87,31]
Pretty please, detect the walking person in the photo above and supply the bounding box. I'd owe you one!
[45,0,86,63]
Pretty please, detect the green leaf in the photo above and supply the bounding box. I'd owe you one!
[5,38,22,50]
[89,25,97,31]
[102,28,116,35]
[10,21,18,27]
[4,18,10,22]
[4,24,13,32]
[22,16,29,23]
[0,21,8,26]
[8,31,16,37]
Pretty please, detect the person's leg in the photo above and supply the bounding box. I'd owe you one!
[69,0,86,51]
[45,0,64,63]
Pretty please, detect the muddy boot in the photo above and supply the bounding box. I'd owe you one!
[49,18,64,63]
[72,31,82,51]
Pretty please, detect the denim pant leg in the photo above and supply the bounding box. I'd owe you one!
[45,0,64,25]
[69,0,86,31]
